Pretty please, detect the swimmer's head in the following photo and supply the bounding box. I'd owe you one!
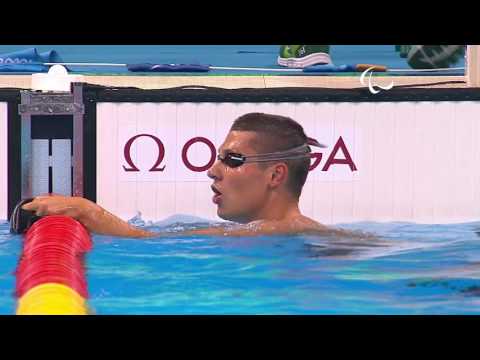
[208,112,321,223]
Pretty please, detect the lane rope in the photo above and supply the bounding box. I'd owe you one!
[15,215,92,315]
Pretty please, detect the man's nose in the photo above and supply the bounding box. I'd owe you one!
[207,159,223,180]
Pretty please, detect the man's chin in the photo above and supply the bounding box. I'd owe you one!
[217,209,250,224]
[217,210,233,222]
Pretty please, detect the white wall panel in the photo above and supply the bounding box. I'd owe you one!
[97,101,480,225]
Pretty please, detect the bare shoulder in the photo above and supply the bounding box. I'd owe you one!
[242,215,329,235]
[281,216,376,239]
[181,216,375,238]
[280,215,325,233]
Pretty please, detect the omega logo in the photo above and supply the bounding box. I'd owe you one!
[123,134,357,173]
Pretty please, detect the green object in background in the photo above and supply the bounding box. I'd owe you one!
[278,45,331,68]
[395,45,411,58]
[395,45,465,68]
[280,45,465,70]
[279,45,330,58]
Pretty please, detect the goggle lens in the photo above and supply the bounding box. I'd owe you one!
[218,153,246,168]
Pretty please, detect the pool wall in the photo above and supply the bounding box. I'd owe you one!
[1,84,480,224]
[95,100,480,225]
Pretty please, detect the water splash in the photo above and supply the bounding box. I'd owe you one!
[128,212,211,226]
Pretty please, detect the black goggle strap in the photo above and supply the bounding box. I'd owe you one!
[245,153,312,163]
[244,144,311,162]
[243,144,310,158]
[218,146,308,161]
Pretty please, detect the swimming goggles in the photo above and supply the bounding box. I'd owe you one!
[217,137,326,168]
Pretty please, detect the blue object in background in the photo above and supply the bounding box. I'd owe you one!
[0,47,62,72]
[0,45,467,75]
[0,64,49,73]
[0,45,431,75]
[0,47,62,63]
[303,64,358,73]
[127,63,210,72]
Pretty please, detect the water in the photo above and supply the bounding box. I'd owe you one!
[0,45,465,74]
[2,217,480,314]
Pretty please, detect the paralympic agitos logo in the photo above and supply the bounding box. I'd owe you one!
[123,134,358,173]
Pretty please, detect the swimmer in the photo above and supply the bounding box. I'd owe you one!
[21,113,358,238]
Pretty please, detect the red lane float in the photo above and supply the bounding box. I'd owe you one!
[15,216,93,315]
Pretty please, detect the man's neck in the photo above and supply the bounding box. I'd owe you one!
[252,193,302,223]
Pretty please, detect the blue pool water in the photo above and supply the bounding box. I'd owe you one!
[0,45,466,74]
[1,217,480,314]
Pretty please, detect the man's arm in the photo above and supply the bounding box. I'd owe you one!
[20,195,263,238]
[22,195,154,238]
[21,196,293,237]
[20,195,334,238]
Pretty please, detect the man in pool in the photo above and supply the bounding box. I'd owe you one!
[21,112,344,237]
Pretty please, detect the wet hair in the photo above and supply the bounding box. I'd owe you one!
[230,112,310,199]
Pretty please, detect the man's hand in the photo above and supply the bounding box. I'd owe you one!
[21,194,87,219]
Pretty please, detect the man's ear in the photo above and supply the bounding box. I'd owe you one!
[269,163,289,188]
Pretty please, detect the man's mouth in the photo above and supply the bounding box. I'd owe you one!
[211,185,223,204]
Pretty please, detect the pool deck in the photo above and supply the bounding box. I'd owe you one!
[0,74,468,90]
